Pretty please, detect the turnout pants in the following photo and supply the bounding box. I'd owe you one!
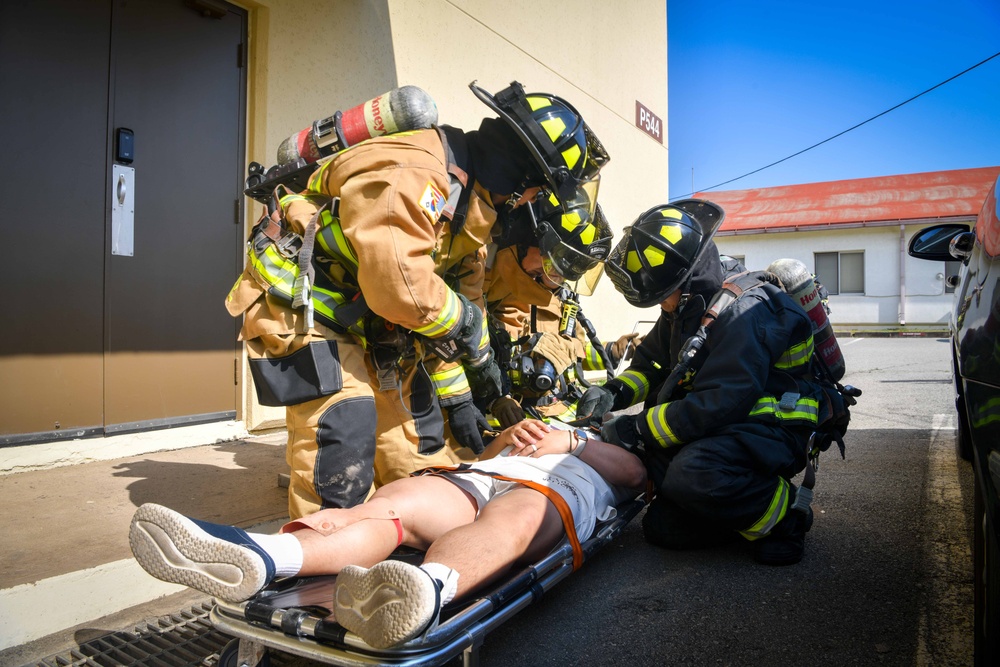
[249,331,475,520]
[644,422,808,541]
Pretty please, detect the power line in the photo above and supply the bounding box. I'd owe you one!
[674,49,1000,200]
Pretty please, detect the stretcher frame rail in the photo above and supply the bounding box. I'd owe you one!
[209,496,645,667]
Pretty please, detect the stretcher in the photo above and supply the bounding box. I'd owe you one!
[209,494,645,667]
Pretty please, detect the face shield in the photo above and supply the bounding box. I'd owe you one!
[526,188,613,283]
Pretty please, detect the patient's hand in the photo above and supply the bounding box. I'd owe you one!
[496,419,551,456]
[510,423,578,458]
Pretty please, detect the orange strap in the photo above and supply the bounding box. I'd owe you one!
[418,465,585,571]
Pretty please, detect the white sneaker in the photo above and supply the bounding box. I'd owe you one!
[334,561,442,648]
[128,503,273,603]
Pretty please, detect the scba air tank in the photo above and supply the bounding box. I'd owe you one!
[767,258,846,381]
[276,86,439,165]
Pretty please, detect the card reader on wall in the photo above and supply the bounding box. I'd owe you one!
[116,128,135,164]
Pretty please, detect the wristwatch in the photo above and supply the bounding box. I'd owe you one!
[572,428,590,456]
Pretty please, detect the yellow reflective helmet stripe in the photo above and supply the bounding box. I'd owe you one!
[658,224,682,244]
[526,96,552,111]
[740,478,791,541]
[644,244,666,267]
[412,288,462,338]
[626,249,643,273]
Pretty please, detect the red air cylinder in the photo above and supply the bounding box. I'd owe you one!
[767,258,846,381]
[276,85,438,165]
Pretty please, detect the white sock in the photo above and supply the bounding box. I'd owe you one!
[419,562,460,605]
[247,532,304,577]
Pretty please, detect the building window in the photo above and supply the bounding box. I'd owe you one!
[814,251,864,295]
[944,260,961,294]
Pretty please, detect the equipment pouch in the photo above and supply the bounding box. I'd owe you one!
[248,340,343,406]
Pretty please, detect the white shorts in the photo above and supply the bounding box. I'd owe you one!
[437,451,630,542]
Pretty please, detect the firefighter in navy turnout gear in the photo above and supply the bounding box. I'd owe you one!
[228,81,609,520]
[587,201,840,565]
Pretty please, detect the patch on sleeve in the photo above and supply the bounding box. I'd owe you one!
[419,182,447,224]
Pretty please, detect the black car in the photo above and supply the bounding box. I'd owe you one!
[908,173,1000,667]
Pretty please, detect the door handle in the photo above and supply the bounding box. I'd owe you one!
[117,174,127,205]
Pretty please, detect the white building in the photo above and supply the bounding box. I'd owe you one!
[702,166,1000,328]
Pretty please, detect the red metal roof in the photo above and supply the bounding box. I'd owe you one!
[697,166,1000,233]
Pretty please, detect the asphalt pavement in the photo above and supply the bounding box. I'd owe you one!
[0,335,974,666]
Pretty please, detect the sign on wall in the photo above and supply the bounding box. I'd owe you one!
[635,101,662,143]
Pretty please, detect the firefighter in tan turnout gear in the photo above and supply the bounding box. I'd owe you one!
[227,81,609,519]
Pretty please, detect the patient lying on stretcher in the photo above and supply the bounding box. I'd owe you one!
[128,419,645,649]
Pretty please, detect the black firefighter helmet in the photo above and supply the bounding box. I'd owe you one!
[606,199,725,307]
[469,80,609,203]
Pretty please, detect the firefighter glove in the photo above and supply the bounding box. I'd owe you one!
[607,333,643,367]
[445,398,490,455]
[467,352,504,413]
[573,385,616,425]
[491,396,526,429]
[601,414,643,455]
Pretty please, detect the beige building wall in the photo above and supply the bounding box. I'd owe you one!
[234,0,667,429]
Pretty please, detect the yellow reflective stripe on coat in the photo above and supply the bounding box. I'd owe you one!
[249,240,365,337]
[582,341,607,371]
[740,478,791,541]
[250,244,297,298]
[775,335,814,370]
[311,285,366,337]
[644,403,683,448]
[748,395,820,425]
[314,209,359,270]
[617,369,650,403]
[430,364,470,399]
[412,288,462,338]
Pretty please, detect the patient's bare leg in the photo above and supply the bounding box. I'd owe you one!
[423,486,564,598]
[293,475,479,575]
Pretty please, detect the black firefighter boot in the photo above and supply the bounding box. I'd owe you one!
[753,506,814,566]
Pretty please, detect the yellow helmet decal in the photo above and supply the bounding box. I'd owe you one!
[562,144,582,169]
[644,244,667,267]
[626,249,643,273]
[526,96,552,111]
[548,192,560,207]
[659,224,683,245]
[540,116,567,143]
[579,223,596,245]
[561,211,582,231]
[660,208,684,220]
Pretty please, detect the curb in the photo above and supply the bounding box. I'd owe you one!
[834,330,949,338]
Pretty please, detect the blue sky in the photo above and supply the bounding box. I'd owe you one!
[667,0,1000,200]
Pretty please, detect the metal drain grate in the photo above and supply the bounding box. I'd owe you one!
[25,602,253,667]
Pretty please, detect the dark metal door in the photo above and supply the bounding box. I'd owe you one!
[0,0,112,442]
[105,0,245,432]
[0,0,246,444]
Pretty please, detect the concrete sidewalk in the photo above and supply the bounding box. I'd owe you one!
[0,422,291,662]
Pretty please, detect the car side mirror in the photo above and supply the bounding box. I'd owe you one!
[949,232,976,260]
[907,223,972,261]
